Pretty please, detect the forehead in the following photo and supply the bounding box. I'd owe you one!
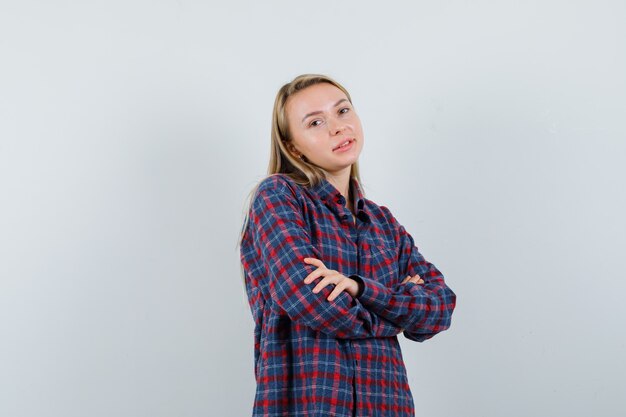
[285,83,348,117]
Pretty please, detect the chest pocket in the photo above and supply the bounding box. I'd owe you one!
[358,240,399,286]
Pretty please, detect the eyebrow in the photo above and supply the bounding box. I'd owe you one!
[301,98,349,123]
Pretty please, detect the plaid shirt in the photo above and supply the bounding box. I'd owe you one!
[239,173,456,417]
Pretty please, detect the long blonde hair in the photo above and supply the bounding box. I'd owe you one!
[236,74,365,272]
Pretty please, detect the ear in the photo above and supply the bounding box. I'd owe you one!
[286,143,302,159]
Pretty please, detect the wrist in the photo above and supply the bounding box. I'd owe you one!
[349,274,365,298]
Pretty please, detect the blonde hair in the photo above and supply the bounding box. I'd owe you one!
[236,74,365,282]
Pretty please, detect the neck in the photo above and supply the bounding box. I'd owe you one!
[325,166,352,200]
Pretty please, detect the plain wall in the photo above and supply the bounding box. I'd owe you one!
[1,1,625,416]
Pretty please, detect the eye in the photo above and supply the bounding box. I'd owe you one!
[339,107,350,114]
[309,119,323,127]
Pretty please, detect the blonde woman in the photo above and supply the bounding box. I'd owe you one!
[238,74,456,417]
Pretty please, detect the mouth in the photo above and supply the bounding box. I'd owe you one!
[332,138,355,152]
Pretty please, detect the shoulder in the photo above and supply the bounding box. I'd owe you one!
[254,174,303,200]
[257,173,298,193]
[251,174,305,212]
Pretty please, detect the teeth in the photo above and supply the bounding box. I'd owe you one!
[334,139,353,151]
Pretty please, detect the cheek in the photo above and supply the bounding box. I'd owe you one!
[295,133,323,154]
[308,131,328,145]
[292,128,317,145]
[353,122,364,147]
[351,116,363,134]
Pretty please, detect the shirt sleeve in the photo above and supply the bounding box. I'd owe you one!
[350,208,457,343]
[248,183,405,340]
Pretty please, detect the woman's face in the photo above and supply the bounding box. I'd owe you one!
[284,82,364,175]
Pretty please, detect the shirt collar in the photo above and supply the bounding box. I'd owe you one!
[309,176,369,223]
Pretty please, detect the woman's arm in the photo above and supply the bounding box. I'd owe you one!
[350,207,457,342]
[248,182,404,340]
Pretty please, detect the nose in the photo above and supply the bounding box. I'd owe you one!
[328,117,347,135]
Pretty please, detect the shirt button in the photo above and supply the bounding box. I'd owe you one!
[340,214,349,221]
[336,194,345,205]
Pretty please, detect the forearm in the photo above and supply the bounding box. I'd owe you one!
[350,265,456,339]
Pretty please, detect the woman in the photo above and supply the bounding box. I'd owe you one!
[238,74,456,417]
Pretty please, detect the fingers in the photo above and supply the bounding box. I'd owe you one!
[402,274,425,285]
[327,279,352,301]
[303,257,324,268]
[303,258,342,294]
[311,274,339,293]
[303,258,327,284]
[303,268,326,284]
[302,258,356,301]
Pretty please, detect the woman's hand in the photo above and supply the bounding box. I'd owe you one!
[402,274,425,285]
[303,258,360,301]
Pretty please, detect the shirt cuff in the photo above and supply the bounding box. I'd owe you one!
[349,274,364,298]
[348,273,393,313]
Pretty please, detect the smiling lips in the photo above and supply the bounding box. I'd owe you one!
[333,138,354,151]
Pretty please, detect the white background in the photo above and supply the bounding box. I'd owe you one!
[1,1,625,416]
